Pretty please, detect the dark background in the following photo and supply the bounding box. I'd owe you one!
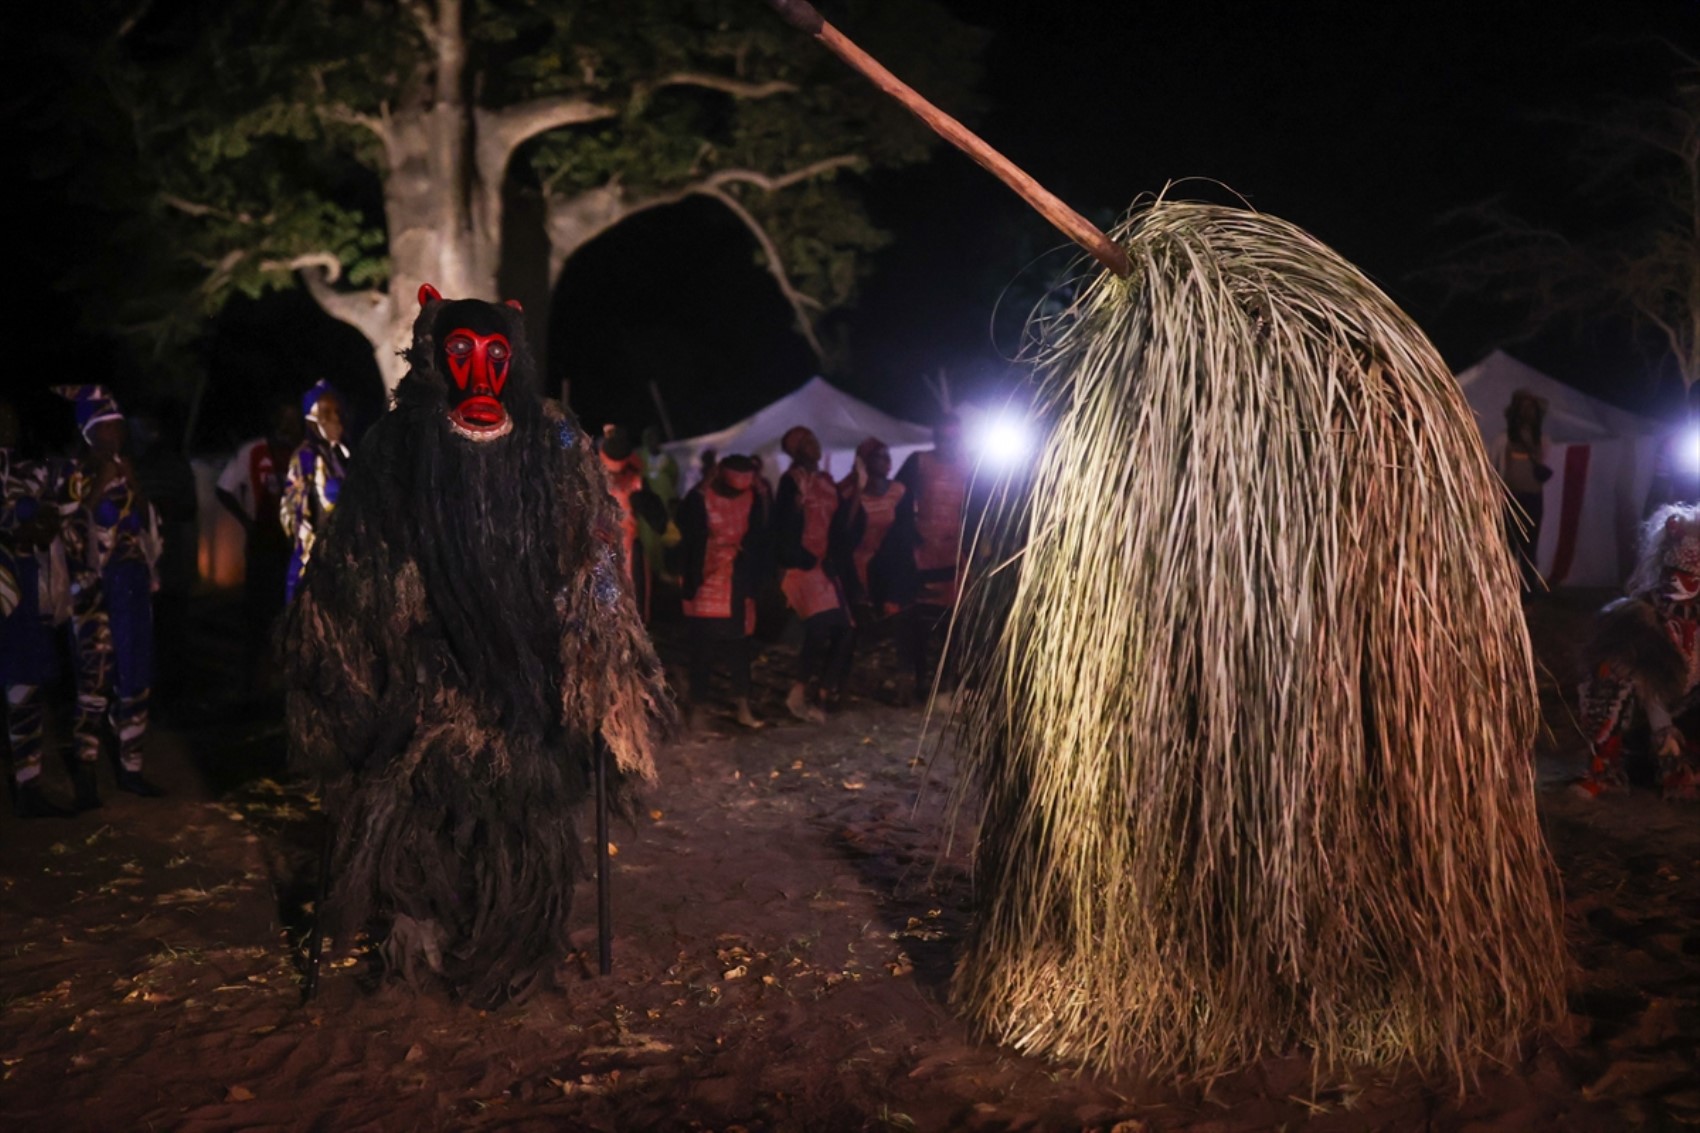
[19,0,1700,451]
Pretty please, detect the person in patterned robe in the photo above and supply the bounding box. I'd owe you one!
[678,454,769,730]
[774,426,852,722]
[281,380,350,603]
[54,385,164,807]
[2,401,75,817]
[1576,504,1700,800]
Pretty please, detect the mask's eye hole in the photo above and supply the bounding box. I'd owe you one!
[445,334,475,357]
[487,341,509,363]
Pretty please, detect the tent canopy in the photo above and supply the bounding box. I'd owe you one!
[1457,349,1662,444]
[1457,350,1667,589]
[664,376,934,487]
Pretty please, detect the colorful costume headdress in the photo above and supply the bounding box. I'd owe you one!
[53,385,125,440]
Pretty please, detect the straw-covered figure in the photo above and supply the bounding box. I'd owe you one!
[949,200,1568,1080]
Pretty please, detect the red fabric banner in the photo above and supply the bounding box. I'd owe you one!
[1548,444,1592,587]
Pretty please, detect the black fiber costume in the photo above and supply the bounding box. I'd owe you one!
[282,290,667,1004]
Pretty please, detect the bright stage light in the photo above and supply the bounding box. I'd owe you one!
[974,412,1033,468]
[1684,428,1700,474]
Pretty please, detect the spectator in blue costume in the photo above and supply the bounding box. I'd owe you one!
[281,380,350,602]
[54,385,165,807]
[2,398,76,817]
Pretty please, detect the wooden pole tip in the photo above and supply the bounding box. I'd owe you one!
[766,0,825,35]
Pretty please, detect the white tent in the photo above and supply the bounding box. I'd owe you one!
[1457,350,1666,588]
[664,376,934,490]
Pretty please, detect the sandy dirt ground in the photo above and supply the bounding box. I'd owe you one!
[2,591,1698,1131]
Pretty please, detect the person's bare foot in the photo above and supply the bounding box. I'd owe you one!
[786,683,825,724]
[734,698,765,729]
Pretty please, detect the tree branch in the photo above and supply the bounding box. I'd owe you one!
[542,155,862,355]
[115,0,155,40]
[699,185,826,360]
[161,194,258,223]
[400,0,441,53]
[648,72,798,100]
[699,155,865,193]
[475,95,619,199]
[260,252,343,281]
[293,257,391,344]
[318,102,390,149]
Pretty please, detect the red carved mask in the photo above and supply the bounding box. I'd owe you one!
[418,284,525,442]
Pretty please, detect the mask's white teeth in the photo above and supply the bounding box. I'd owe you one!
[448,412,513,443]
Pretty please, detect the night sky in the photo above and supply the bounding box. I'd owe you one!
[20,0,1700,449]
[544,0,1700,437]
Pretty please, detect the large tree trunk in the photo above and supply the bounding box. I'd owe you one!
[308,0,508,395]
[370,105,504,391]
[295,1,819,393]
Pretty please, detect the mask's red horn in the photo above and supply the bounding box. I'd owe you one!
[418,283,443,307]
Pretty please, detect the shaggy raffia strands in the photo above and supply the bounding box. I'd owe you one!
[949,200,1567,1080]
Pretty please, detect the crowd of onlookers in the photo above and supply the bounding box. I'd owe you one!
[2,381,973,818]
[598,416,973,730]
[0,380,353,818]
[2,387,185,816]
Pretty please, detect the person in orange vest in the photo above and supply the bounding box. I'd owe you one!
[598,425,666,621]
[774,426,852,723]
[833,436,908,701]
[893,414,968,704]
[678,454,769,730]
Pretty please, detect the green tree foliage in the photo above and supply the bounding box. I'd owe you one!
[91,0,983,389]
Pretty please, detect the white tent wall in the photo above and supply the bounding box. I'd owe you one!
[1530,436,1662,588]
[663,376,934,492]
[1458,350,1667,589]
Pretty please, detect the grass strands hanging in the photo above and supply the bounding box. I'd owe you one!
[948,198,1568,1081]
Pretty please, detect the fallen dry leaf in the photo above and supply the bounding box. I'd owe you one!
[226,1085,255,1102]
[723,965,748,981]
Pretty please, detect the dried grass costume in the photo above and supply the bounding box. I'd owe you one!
[282,287,665,1004]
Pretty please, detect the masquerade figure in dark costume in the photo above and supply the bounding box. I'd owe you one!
[774,426,851,722]
[281,381,350,603]
[54,386,166,807]
[281,287,667,1003]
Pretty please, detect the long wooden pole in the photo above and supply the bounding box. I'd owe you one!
[594,739,613,976]
[765,0,1132,280]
